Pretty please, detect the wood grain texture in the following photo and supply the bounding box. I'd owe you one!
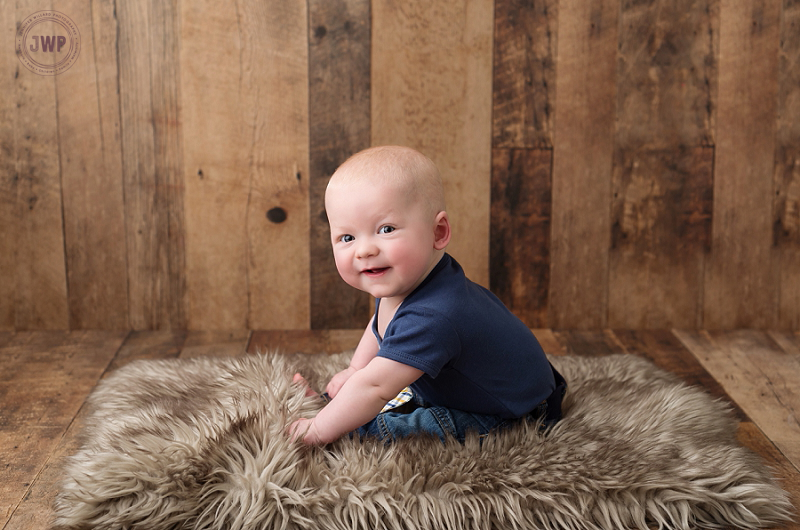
[0,332,14,349]
[613,329,746,420]
[308,0,372,329]
[2,330,798,526]
[774,0,800,329]
[4,3,69,331]
[735,421,800,522]
[118,0,187,329]
[549,0,618,328]
[558,329,751,425]
[0,0,16,330]
[615,0,718,150]
[179,330,251,359]
[608,0,717,329]
[551,329,625,356]
[533,329,568,356]
[608,148,713,328]
[103,329,187,371]
[181,0,310,330]
[248,329,362,355]
[371,0,494,287]
[769,330,800,357]
[180,1,248,329]
[240,0,310,330]
[58,0,128,329]
[1,331,182,530]
[704,0,781,328]
[0,331,125,528]
[674,330,800,469]
[490,148,552,327]
[2,0,799,333]
[492,0,558,149]
[0,413,94,530]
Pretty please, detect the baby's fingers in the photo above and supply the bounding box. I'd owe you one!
[292,373,320,398]
[287,418,310,441]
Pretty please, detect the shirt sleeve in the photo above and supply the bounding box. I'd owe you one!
[376,306,461,378]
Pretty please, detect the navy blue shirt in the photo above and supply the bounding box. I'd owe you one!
[373,254,555,419]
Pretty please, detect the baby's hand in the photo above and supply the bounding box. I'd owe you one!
[326,366,357,398]
[287,418,324,445]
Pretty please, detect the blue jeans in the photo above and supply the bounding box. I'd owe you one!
[352,364,567,444]
[354,393,508,443]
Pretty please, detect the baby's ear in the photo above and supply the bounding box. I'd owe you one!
[433,211,451,250]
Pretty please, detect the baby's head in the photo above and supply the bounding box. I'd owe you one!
[325,146,451,302]
[326,145,445,217]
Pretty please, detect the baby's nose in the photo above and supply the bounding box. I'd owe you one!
[356,240,378,258]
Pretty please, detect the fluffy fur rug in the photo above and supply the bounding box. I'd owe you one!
[55,352,793,530]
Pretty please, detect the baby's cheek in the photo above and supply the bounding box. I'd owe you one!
[335,261,359,287]
[332,254,347,274]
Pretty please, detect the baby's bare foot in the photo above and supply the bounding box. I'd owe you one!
[292,373,319,398]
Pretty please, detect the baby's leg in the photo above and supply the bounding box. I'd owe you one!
[356,406,505,444]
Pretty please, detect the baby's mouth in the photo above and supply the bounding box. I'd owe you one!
[363,267,389,276]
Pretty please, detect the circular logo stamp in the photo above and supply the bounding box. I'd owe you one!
[15,11,80,76]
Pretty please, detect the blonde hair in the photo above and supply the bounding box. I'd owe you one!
[327,146,446,216]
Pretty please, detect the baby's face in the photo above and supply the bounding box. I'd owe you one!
[326,178,441,303]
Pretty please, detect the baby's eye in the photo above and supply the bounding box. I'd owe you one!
[378,226,395,234]
[340,234,355,243]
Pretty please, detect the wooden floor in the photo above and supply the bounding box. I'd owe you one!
[1,329,798,529]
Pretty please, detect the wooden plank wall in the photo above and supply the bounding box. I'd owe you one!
[0,0,797,331]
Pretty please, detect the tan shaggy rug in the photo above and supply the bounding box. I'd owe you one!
[54,352,794,530]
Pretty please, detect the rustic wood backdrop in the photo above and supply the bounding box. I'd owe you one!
[1,0,798,331]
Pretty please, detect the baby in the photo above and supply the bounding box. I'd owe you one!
[289,146,566,445]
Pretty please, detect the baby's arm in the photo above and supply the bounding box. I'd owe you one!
[290,356,423,445]
[326,317,380,397]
